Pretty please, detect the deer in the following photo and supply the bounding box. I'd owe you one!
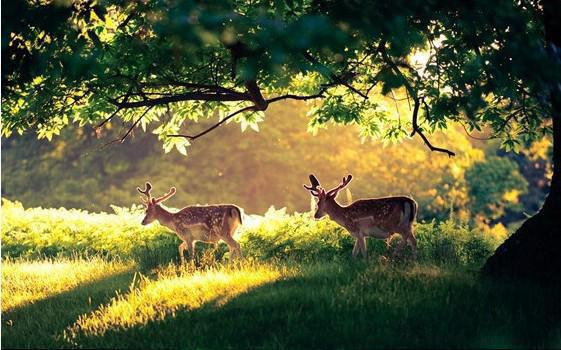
[137,182,243,262]
[304,174,417,259]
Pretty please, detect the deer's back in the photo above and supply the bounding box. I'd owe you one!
[175,204,238,225]
[346,196,416,221]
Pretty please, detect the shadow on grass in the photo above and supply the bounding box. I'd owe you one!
[67,263,561,349]
[2,268,136,349]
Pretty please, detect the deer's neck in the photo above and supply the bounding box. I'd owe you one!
[325,199,348,226]
[155,205,176,231]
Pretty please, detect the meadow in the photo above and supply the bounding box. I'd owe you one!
[2,199,560,349]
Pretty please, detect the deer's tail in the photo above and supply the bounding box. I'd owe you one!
[230,206,243,226]
[407,198,417,224]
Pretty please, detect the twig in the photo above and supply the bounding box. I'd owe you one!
[303,52,368,99]
[99,106,154,149]
[411,99,456,157]
[379,42,455,157]
[167,105,255,140]
[167,90,327,141]
[118,105,154,143]
[460,122,496,141]
[96,107,122,131]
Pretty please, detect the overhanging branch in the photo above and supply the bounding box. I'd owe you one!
[379,42,455,157]
[167,90,327,141]
[411,99,455,157]
[167,105,255,140]
[111,91,250,109]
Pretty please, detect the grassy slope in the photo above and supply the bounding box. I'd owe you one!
[2,202,559,348]
[2,259,560,349]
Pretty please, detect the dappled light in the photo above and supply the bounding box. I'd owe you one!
[65,264,285,344]
[2,258,133,311]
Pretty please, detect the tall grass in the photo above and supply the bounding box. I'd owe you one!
[2,199,506,268]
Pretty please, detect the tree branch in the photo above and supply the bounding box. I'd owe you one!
[303,52,368,99]
[379,42,455,157]
[167,91,327,141]
[111,91,250,109]
[244,80,269,110]
[167,105,255,140]
[411,99,455,157]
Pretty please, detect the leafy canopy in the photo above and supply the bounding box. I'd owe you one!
[2,0,557,155]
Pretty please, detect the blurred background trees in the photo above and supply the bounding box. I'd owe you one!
[2,100,548,231]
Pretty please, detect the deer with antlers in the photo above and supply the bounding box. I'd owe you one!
[304,174,417,259]
[137,182,243,262]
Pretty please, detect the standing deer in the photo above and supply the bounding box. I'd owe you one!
[304,174,417,258]
[137,182,243,262]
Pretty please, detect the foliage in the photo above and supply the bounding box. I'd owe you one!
[465,156,529,221]
[2,199,505,268]
[242,207,503,268]
[1,101,488,218]
[2,0,557,157]
[0,199,178,268]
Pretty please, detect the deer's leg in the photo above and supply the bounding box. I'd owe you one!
[405,225,418,259]
[359,235,368,258]
[224,236,242,260]
[352,234,367,258]
[221,219,242,260]
[185,240,196,261]
[352,237,360,258]
[178,241,187,264]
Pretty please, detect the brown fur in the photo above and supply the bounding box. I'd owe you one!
[305,175,418,258]
[138,182,243,262]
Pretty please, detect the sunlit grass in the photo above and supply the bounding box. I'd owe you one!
[2,257,133,311]
[2,257,560,349]
[64,262,287,344]
[2,202,558,348]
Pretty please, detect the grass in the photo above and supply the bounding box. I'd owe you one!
[1,257,136,349]
[2,258,560,349]
[2,200,559,348]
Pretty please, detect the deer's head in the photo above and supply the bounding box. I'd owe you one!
[304,174,352,219]
[137,182,176,225]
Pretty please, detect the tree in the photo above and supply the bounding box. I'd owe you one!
[2,0,560,282]
[465,156,528,222]
[2,100,485,217]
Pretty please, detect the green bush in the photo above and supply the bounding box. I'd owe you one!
[241,207,501,267]
[1,199,179,268]
[1,200,503,268]
[415,219,498,267]
[239,208,355,262]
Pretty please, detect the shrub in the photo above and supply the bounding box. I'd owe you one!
[1,200,505,268]
[1,199,179,268]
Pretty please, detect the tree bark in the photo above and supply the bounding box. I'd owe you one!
[482,0,561,285]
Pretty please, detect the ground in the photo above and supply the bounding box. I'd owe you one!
[2,257,560,349]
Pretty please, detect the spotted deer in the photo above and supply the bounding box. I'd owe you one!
[304,174,417,258]
[137,182,243,262]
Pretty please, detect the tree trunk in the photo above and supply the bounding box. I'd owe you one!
[482,0,561,284]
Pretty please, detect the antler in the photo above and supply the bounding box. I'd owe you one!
[137,182,153,201]
[326,175,353,197]
[303,174,323,196]
[154,187,177,204]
